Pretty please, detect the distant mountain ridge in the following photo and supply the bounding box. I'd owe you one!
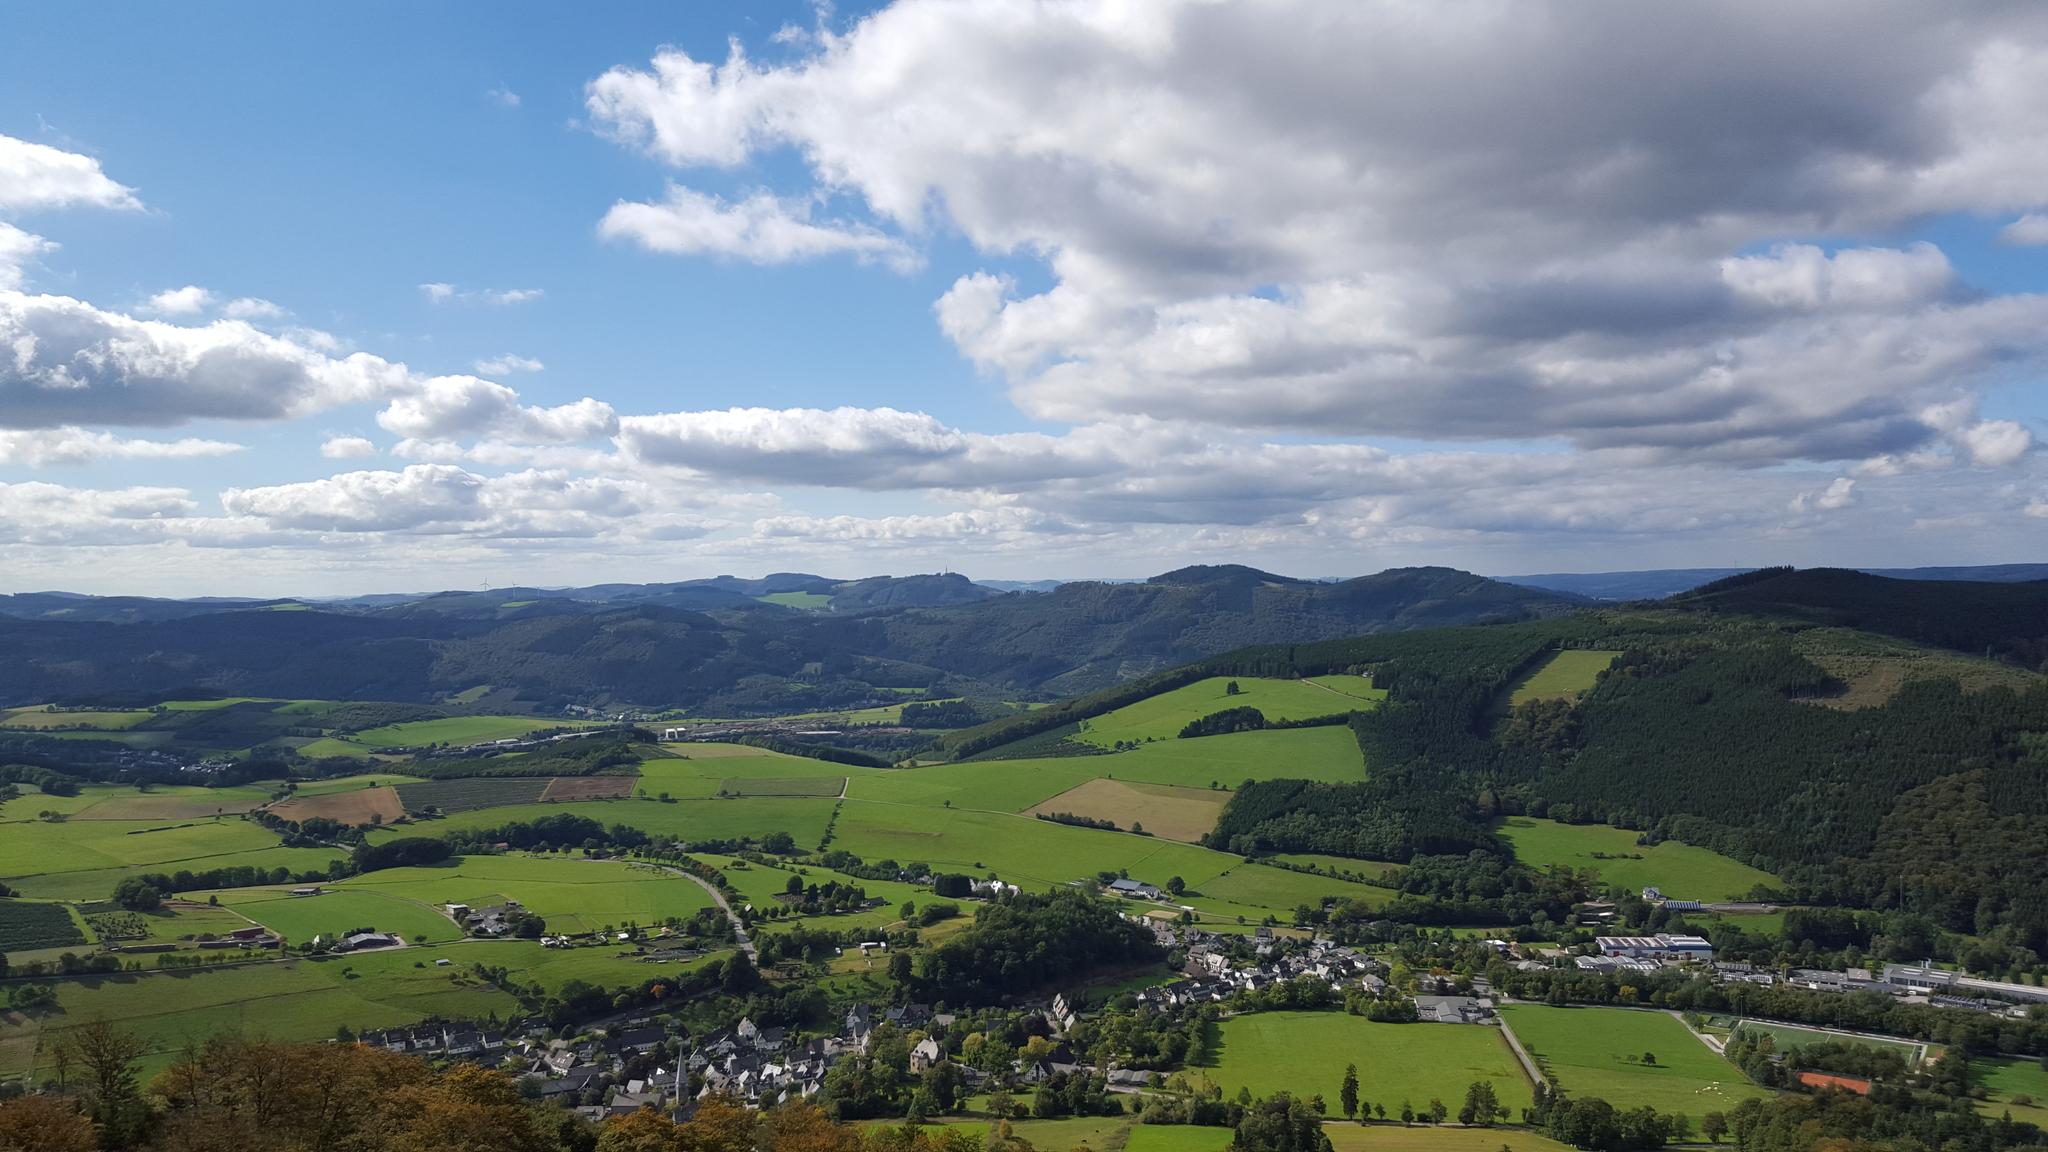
[1501,562,2048,601]
[0,565,1573,711]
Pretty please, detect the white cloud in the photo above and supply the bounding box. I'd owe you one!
[2003,214,2048,246]
[222,464,489,533]
[376,375,617,443]
[0,480,194,546]
[600,185,918,270]
[0,427,243,467]
[224,297,286,320]
[143,285,214,316]
[1957,419,2032,467]
[319,435,378,460]
[487,86,522,109]
[0,133,142,212]
[473,354,544,375]
[0,290,410,428]
[588,4,2048,466]
[421,282,545,306]
[0,221,53,291]
[1790,477,1858,514]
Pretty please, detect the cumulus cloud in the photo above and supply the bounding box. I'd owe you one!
[0,427,243,467]
[588,2,2048,465]
[0,221,52,290]
[473,354,544,375]
[0,291,410,428]
[2003,215,2048,245]
[319,435,378,460]
[375,376,617,443]
[487,86,521,109]
[143,285,214,316]
[0,481,194,546]
[224,297,286,320]
[0,133,142,212]
[600,186,918,270]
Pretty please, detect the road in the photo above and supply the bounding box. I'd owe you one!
[642,861,756,961]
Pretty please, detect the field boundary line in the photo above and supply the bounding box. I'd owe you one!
[1496,1012,1546,1091]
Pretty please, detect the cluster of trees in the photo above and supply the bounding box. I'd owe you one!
[1179,707,1268,738]
[775,874,877,916]
[1723,1029,1913,1088]
[443,814,652,856]
[1034,811,1126,833]
[1527,1084,1683,1152]
[414,738,641,779]
[905,889,1161,1002]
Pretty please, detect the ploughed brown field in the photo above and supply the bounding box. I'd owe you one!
[538,776,639,802]
[267,786,406,827]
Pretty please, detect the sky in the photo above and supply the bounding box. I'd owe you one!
[2,1,2047,596]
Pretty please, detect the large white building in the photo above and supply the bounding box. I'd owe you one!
[1595,933,1713,961]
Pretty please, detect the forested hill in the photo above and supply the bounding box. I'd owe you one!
[0,565,1573,711]
[1673,567,2048,667]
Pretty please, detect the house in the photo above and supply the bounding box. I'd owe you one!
[1412,995,1493,1024]
[910,1038,943,1073]
[289,886,322,897]
[1107,878,1163,900]
[337,931,399,952]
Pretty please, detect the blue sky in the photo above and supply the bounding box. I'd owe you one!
[1,2,2046,595]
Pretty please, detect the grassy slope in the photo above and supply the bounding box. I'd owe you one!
[1500,1005,1768,1118]
[1973,1057,2048,1128]
[1496,817,1779,902]
[1508,650,1620,705]
[370,795,841,853]
[1077,676,1384,747]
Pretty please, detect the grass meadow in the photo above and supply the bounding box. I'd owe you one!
[334,854,719,935]
[1499,1005,1767,1118]
[1507,651,1620,706]
[1025,778,1228,841]
[1495,818,1780,902]
[1076,677,1382,747]
[1197,1012,1532,1116]
[1973,1057,2048,1127]
[209,887,464,944]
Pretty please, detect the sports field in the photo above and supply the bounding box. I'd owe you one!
[1734,1021,1926,1061]
[1973,1057,2048,1127]
[1077,677,1381,747]
[1496,818,1779,902]
[209,887,464,944]
[1507,650,1620,705]
[1025,778,1227,841]
[1500,1005,1767,1118]
[336,854,718,935]
[1199,1012,1532,1116]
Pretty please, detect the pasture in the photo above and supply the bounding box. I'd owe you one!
[1324,1127,1580,1152]
[1508,650,1620,706]
[1973,1057,2048,1127]
[1077,677,1379,747]
[1025,778,1228,841]
[210,887,462,944]
[349,715,598,749]
[757,591,833,609]
[336,854,717,935]
[0,818,292,885]
[269,785,406,826]
[1198,1012,1532,1116]
[718,776,846,798]
[0,707,154,730]
[1495,818,1780,902]
[71,786,275,821]
[1125,1127,1231,1152]
[1499,1005,1767,1118]
[380,795,840,850]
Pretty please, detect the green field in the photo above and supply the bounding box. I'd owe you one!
[1496,818,1779,902]
[1973,1057,2048,1127]
[1124,1126,1232,1152]
[1325,1127,1581,1152]
[349,715,597,749]
[334,854,717,935]
[1200,1012,1532,1116]
[757,591,833,609]
[379,795,840,851]
[718,776,846,797]
[1077,677,1382,747]
[1500,1005,1767,1118]
[0,938,726,1082]
[1270,854,1401,881]
[0,817,296,887]
[209,887,466,944]
[1508,650,1620,705]
[0,707,155,730]
[12,847,349,903]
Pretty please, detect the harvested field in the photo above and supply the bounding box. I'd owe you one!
[1024,777,1228,842]
[269,786,406,827]
[72,794,270,821]
[539,776,637,802]
[395,777,549,815]
[717,776,845,797]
